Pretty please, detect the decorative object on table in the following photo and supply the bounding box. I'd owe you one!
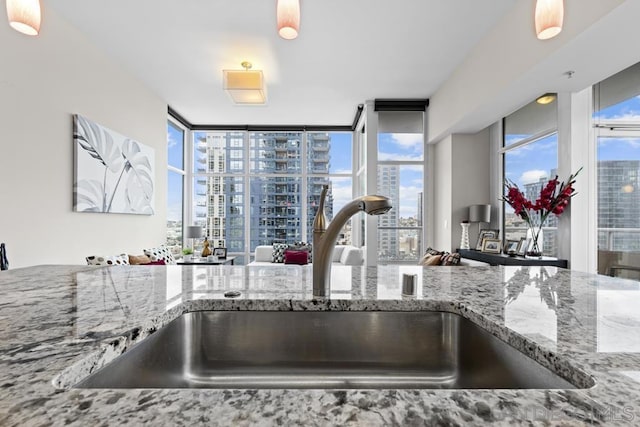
[201,237,212,258]
[504,239,520,255]
[213,247,227,259]
[460,220,470,250]
[517,238,531,256]
[0,243,8,270]
[185,225,203,253]
[73,115,155,215]
[475,229,499,251]
[469,204,491,248]
[182,248,193,262]
[501,168,581,258]
[481,238,502,254]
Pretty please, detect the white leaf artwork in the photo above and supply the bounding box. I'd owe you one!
[73,115,155,215]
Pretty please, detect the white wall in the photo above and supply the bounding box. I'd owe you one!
[427,0,633,143]
[431,130,491,252]
[431,136,452,251]
[451,130,491,250]
[0,9,167,268]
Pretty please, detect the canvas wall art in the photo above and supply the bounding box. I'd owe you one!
[73,114,155,215]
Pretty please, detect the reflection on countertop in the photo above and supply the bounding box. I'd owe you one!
[1,263,640,425]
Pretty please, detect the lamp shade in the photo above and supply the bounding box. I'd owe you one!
[469,204,491,223]
[185,226,204,239]
[223,69,266,104]
[535,0,564,40]
[277,0,300,40]
[6,0,41,36]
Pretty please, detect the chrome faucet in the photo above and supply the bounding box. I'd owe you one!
[312,185,392,297]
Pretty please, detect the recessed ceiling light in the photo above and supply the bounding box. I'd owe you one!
[536,93,556,105]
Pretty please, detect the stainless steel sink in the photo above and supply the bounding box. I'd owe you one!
[76,311,581,389]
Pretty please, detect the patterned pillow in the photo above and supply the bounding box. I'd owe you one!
[86,253,130,266]
[441,253,461,266]
[272,243,289,263]
[143,245,176,265]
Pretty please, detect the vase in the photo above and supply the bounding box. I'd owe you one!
[526,226,544,258]
[460,222,470,249]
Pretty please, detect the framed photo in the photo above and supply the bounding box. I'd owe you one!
[481,238,502,254]
[475,229,499,250]
[517,238,530,256]
[504,239,520,254]
[213,247,227,259]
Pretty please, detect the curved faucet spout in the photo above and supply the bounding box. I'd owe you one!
[312,192,392,298]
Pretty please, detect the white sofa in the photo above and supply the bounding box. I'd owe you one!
[248,245,364,266]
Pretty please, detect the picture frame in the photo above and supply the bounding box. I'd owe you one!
[517,238,530,256]
[481,238,502,254]
[213,247,227,259]
[504,239,520,254]
[475,229,499,250]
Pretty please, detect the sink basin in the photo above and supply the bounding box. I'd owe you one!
[76,311,581,389]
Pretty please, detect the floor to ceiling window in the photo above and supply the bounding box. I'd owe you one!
[501,96,559,256]
[594,62,640,279]
[376,111,424,263]
[166,120,186,253]
[189,130,353,263]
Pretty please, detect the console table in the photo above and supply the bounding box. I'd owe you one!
[457,249,568,268]
[177,256,236,266]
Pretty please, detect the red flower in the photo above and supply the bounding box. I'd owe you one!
[500,168,582,229]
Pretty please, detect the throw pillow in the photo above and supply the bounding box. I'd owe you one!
[272,243,289,263]
[143,245,176,265]
[419,253,442,266]
[441,253,461,266]
[290,242,312,262]
[145,260,166,266]
[86,253,129,266]
[284,250,309,265]
[129,254,152,265]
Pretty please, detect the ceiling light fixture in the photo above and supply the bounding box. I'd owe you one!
[277,0,300,40]
[536,93,556,105]
[535,0,564,40]
[6,0,41,36]
[223,62,266,105]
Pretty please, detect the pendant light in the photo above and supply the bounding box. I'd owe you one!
[535,0,564,40]
[6,0,41,36]
[277,0,300,40]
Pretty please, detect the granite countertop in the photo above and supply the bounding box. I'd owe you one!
[1,264,640,426]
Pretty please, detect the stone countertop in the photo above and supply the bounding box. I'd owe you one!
[1,264,640,426]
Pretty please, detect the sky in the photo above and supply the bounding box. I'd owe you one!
[505,95,640,197]
[167,93,640,223]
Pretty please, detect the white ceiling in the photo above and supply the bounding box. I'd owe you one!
[48,0,516,126]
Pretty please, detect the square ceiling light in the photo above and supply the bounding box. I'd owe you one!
[223,62,266,105]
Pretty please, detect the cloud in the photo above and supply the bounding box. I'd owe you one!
[397,185,423,218]
[390,133,423,149]
[167,133,179,149]
[330,179,353,212]
[378,152,423,162]
[520,169,548,184]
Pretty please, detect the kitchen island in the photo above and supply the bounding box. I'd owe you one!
[1,264,639,425]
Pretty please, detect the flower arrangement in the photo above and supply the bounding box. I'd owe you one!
[501,168,582,256]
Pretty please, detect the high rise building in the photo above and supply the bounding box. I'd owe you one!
[598,160,640,251]
[377,164,400,259]
[193,132,332,253]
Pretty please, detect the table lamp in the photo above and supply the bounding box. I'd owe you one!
[469,204,491,248]
[185,225,204,252]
